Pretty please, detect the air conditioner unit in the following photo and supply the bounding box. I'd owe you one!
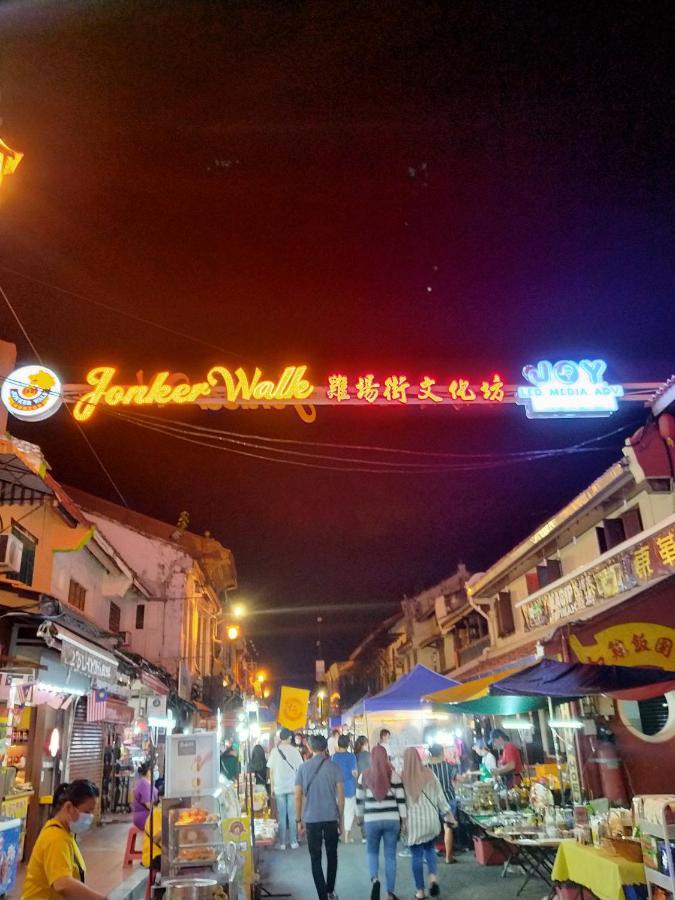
[148,695,167,717]
[0,535,23,574]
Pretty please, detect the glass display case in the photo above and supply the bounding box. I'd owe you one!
[167,796,225,877]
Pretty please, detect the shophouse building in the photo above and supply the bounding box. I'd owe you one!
[465,416,675,795]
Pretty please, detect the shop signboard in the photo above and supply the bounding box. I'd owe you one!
[570,623,675,670]
[61,640,117,683]
[165,731,219,798]
[222,816,253,885]
[520,522,675,631]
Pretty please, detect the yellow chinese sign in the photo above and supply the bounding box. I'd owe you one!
[277,686,310,731]
[570,622,675,671]
[522,522,675,631]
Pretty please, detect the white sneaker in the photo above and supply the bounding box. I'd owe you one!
[290,842,299,849]
[277,843,286,850]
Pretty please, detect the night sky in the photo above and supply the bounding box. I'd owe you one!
[1,1,674,685]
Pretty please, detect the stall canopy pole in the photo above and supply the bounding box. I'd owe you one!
[546,696,564,795]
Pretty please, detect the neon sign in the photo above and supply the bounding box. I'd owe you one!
[1,365,63,421]
[72,365,314,422]
[515,359,624,419]
[0,357,650,424]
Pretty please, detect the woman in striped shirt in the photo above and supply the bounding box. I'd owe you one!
[401,748,456,899]
[356,744,407,900]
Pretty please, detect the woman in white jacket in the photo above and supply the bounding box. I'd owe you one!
[401,748,456,899]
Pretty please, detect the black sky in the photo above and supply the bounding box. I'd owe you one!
[0,1,674,685]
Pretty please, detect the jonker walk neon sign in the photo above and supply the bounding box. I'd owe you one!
[0,358,656,425]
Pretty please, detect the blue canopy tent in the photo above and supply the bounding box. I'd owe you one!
[489,658,675,701]
[341,665,460,728]
[364,664,460,711]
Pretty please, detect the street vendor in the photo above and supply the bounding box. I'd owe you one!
[490,729,523,788]
[472,738,497,779]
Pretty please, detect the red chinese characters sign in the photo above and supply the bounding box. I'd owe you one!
[521,522,675,631]
[325,373,506,405]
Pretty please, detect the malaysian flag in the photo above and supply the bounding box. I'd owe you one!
[87,689,108,722]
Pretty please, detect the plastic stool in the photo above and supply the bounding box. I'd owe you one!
[123,825,144,866]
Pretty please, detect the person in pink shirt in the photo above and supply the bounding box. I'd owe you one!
[131,762,157,831]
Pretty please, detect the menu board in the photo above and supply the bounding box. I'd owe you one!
[165,732,219,798]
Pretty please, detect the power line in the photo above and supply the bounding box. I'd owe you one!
[103,407,622,475]
[97,405,639,462]
[1,280,129,507]
[0,263,254,363]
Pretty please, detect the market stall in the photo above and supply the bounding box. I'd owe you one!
[341,665,461,759]
[429,659,675,898]
[141,729,248,899]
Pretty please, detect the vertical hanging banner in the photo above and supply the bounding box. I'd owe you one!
[277,686,310,731]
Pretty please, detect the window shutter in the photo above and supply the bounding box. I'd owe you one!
[525,571,540,595]
[496,592,515,638]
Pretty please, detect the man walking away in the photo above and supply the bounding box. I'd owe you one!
[327,728,341,756]
[331,735,358,842]
[268,728,304,850]
[295,734,344,900]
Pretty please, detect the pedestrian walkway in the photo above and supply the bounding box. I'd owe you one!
[259,840,549,899]
[12,820,135,897]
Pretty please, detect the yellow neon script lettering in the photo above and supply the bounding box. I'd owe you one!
[73,365,315,420]
[207,366,314,402]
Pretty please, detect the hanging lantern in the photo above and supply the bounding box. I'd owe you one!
[658,412,675,447]
[0,138,23,187]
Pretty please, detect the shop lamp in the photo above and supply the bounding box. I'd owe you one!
[501,718,535,730]
[48,728,60,758]
[548,718,584,729]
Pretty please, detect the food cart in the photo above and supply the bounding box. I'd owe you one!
[148,730,248,899]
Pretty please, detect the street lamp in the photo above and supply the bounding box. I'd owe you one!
[232,603,246,619]
[256,670,267,684]
[227,625,240,640]
[0,138,23,188]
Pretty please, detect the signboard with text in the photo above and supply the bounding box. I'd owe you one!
[61,641,117,683]
[520,521,675,632]
[165,731,219,798]
[0,358,660,425]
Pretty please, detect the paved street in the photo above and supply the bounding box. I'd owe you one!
[259,841,549,900]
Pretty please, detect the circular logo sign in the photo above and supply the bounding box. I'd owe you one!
[283,698,302,721]
[1,365,63,422]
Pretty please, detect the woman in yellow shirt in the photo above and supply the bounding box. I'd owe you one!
[21,780,106,900]
[142,804,162,871]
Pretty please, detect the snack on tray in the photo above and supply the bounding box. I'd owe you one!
[176,808,218,826]
[176,847,217,862]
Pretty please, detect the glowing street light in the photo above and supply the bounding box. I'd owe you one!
[256,670,267,684]
[227,624,240,640]
[232,603,246,619]
[0,138,23,188]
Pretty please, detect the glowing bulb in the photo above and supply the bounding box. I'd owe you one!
[257,671,266,684]
[232,603,246,619]
[227,625,240,640]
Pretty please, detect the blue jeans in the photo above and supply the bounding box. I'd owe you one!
[275,792,297,845]
[411,838,438,891]
[365,820,399,894]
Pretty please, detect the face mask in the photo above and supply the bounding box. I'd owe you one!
[70,812,94,835]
